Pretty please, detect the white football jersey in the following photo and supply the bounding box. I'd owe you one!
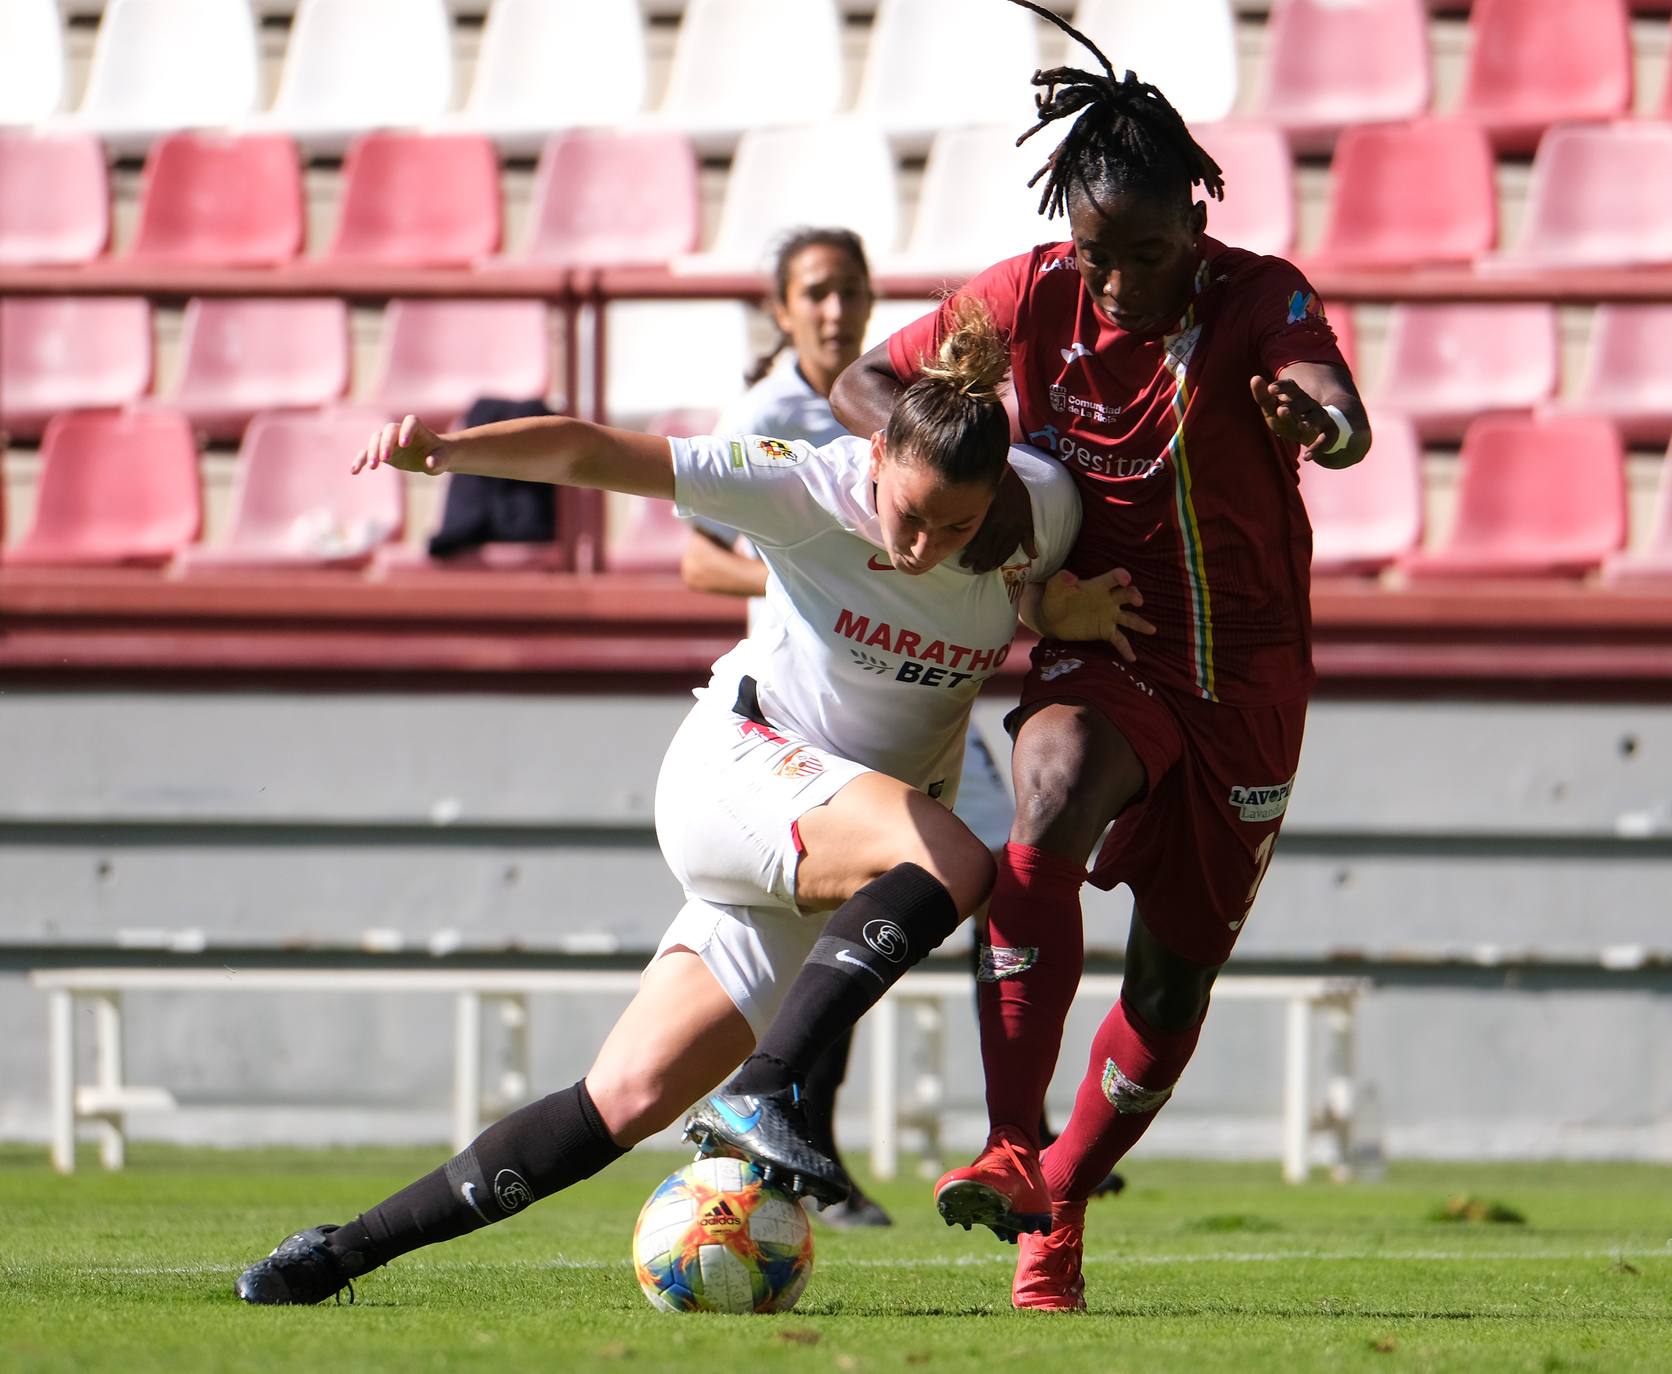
[671,433,1081,799]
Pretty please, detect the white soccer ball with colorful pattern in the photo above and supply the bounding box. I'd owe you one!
[632,1155,814,1313]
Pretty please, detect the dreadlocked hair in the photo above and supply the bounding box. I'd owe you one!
[743,226,873,386]
[885,298,1011,488]
[1003,0,1223,220]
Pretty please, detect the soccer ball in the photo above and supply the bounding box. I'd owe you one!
[632,1155,814,1314]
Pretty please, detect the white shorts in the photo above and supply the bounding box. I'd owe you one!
[652,683,871,1035]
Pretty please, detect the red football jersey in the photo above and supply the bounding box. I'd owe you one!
[888,236,1348,706]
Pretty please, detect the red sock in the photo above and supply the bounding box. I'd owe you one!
[976,843,1086,1143]
[1041,996,1203,1202]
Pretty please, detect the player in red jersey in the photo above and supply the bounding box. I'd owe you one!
[831,1,1372,1310]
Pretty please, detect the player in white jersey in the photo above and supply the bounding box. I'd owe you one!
[234,305,1151,1306]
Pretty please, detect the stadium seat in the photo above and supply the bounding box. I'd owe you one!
[1299,411,1423,575]
[604,301,749,426]
[894,126,1058,275]
[327,133,501,266]
[1255,0,1430,152]
[658,0,843,149]
[1312,119,1497,269]
[1071,0,1239,126]
[128,132,304,267]
[519,130,700,267]
[4,409,200,567]
[1458,0,1632,154]
[685,123,900,273]
[0,0,65,125]
[1192,122,1294,258]
[1557,305,1672,444]
[266,0,454,151]
[605,495,694,575]
[451,0,647,153]
[371,300,550,428]
[1399,414,1626,579]
[0,298,152,441]
[177,408,402,573]
[1498,122,1672,269]
[1601,442,1672,586]
[168,298,351,442]
[1367,304,1559,441]
[0,130,108,265]
[74,0,260,153]
[853,0,1041,150]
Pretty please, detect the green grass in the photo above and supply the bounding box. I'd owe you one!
[2,1145,1669,1373]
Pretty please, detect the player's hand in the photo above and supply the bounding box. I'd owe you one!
[1250,374,1337,461]
[1035,567,1156,663]
[960,464,1037,573]
[352,414,449,476]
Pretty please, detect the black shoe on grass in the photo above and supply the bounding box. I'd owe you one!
[234,1224,369,1306]
[683,1085,851,1207]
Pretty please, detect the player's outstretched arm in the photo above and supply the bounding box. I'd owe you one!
[1252,362,1373,470]
[1020,568,1157,663]
[352,413,676,498]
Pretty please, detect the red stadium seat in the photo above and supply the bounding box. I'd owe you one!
[129,132,304,267]
[1312,119,1497,269]
[1368,304,1559,441]
[177,408,402,573]
[1557,305,1672,444]
[1300,412,1423,575]
[519,130,700,267]
[0,129,109,265]
[5,409,200,567]
[1256,0,1430,151]
[0,298,151,441]
[1601,442,1672,586]
[1458,0,1632,154]
[1191,122,1294,258]
[1399,414,1626,579]
[327,133,501,267]
[169,298,350,442]
[371,300,550,428]
[1501,123,1672,269]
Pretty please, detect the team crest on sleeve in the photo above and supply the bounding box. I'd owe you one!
[1285,290,1326,325]
[746,436,803,467]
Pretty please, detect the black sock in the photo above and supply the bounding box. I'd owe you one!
[799,1028,854,1160]
[329,1079,626,1268]
[730,863,961,1098]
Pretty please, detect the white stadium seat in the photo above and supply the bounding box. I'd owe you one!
[0,0,65,126]
[604,300,751,428]
[1071,0,1238,126]
[892,124,1060,276]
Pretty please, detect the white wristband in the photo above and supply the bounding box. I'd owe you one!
[1322,403,1353,455]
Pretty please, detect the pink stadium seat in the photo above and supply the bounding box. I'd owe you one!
[5,409,200,567]
[177,408,402,573]
[1601,442,1672,586]
[604,409,720,573]
[0,298,151,441]
[1256,0,1430,151]
[1300,412,1423,575]
[1399,414,1626,580]
[169,298,351,442]
[0,129,108,265]
[520,130,700,267]
[327,133,501,267]
[1459,0,1632,154]
[1191,123,1294,258]
[1312,119,1497,269]
[1368,304,1559,441]
[1501,123,1672,269]
[371,300,550,428]
[1558,305,1672,444]
[129,132,303,267]
[1328,301,1358,374]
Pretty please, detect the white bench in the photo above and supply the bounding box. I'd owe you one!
[28,965,1368,1184]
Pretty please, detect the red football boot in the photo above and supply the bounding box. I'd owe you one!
[1012,1199,1087,1312]
[932,1127,1052,1242]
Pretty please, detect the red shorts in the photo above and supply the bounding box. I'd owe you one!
[1009,644,1309,967]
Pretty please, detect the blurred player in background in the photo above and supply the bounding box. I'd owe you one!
[234,305,1150,1306]
[831,1,1372,1311]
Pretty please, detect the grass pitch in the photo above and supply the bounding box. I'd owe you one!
[2,1145,1668,1373]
